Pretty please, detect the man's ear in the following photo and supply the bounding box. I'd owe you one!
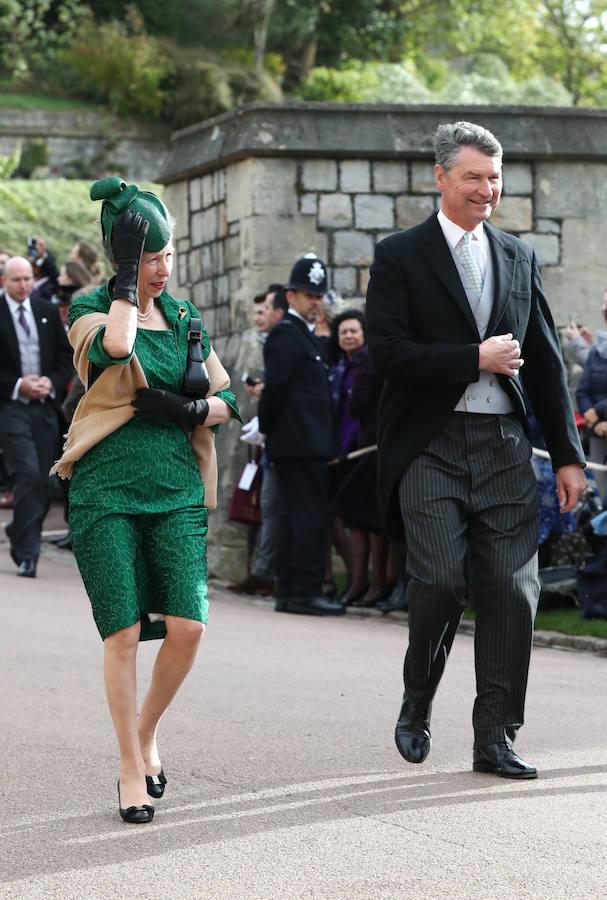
[434,163,445,193]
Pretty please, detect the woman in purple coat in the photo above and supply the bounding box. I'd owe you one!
[329,309,391,606]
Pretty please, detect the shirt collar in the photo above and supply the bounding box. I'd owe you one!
[437,208,486,250]
[287,308,315,332]
[5,293,32,314]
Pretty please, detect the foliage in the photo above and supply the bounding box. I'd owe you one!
[167,60,234,129]
[0,145,21,179]
[0,178,162,264]
[0,0,86,84]
[165,53,282,130]
[436,57,573,106]
[59,5,170,116]
[14,140,49,178]
[300,60,431,103]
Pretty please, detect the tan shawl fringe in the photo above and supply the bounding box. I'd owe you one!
[50,312,230,509]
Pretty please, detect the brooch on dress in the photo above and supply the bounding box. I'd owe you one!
[178,307,187,320]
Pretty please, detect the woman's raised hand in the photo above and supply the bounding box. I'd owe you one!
[111,211,149,306]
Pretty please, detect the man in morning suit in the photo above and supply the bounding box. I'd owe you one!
[258,255,344,617]
[366,121,586,778]
[0,256,73,577]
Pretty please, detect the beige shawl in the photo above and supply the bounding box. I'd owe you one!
[51,312,230,509]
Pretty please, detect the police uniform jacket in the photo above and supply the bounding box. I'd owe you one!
[259,312,336,460]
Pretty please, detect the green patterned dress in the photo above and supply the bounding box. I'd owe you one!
[68,283,240,642]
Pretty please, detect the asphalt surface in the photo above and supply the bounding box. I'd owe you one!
[0,528,606,899]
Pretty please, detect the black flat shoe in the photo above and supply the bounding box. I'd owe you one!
[146,769,167,799]
[117,780,155,823]
[473,742,538,779]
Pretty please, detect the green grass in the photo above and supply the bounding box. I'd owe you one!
[332,572,606,639]
[0,92,94,111]
[0,179,162,267]
[462,607,607,639]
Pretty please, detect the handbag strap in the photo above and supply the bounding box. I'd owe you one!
[188,317,202,345]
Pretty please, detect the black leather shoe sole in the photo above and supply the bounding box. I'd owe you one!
[472,761,537,779]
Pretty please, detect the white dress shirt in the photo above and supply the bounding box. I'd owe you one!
[437,209,514,415]
[5,293,42,403]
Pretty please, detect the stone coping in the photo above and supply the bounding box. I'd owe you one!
[159,102,607,184]
[211,581,607,658]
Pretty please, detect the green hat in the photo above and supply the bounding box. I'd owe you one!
[90,176,172,253]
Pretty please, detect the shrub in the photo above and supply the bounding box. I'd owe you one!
[300,61,431,103]
[14,139,49,178]
[166,60,234,130]
[60,6,170,117]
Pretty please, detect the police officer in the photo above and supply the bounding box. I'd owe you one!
[258,255,344,616]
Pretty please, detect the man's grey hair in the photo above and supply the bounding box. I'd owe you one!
[433,121,503,171]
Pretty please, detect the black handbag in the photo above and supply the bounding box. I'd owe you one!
[183,317,210,398]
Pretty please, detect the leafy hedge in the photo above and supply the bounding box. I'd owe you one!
[0,178,161,265]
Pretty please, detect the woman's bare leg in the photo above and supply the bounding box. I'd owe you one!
[103,622,148,808]
[138,616,205,774]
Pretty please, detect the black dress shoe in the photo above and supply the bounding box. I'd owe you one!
[16,559,37,578]
[118,781,155,823]
[55,534,73,551]
[286,595,346,616]
[394,698,432,764]
[377,581,409,612]
[473,741,538,779]
[145,769,167,799]
[340,585,369,606]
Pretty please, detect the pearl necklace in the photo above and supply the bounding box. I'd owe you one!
[137,302,154,323]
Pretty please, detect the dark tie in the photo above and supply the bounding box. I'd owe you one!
[17,305,31,337]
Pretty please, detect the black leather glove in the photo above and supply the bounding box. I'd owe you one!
[132,388,209,431]
[111,211,149,306]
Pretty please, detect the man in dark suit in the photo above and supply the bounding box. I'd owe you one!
[366,121,586,778]
[258,256,344,616]
[0,256,73,577]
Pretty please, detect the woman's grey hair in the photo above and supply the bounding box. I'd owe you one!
[433,121,503,171]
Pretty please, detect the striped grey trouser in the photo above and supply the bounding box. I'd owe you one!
[399,413,540,748]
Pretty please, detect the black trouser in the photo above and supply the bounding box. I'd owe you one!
[0,401,58,561]
[398,414,540,748]
[273,457,329,599]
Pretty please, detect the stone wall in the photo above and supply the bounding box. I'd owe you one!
[0,108,168,181]
[159,103,607,576]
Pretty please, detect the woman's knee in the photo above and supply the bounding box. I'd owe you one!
[104,622,141,656]
[165,617,205,648]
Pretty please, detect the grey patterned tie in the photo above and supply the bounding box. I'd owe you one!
[459,231,483,293]
[17,304,31,338]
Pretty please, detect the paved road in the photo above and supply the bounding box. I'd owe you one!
[0,537,606,899]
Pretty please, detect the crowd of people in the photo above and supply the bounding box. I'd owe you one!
[233,260,407,616]
[0,237,107,569]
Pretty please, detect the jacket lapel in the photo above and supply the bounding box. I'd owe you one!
[31,298,51,374]
[484,223,517,336]
[417,215,480,339]
[0,294,22,372]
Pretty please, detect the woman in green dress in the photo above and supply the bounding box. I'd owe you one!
[56,177,240,824]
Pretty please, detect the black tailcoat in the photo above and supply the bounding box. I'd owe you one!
[366,213,585,541]
[0,294,73,406]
